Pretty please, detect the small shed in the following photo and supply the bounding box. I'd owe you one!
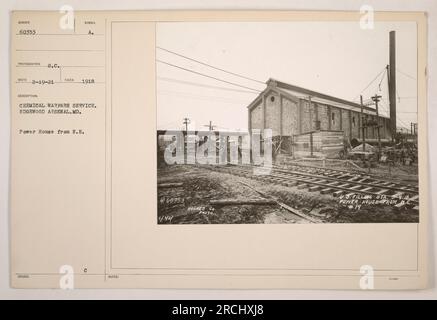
[293,130,345,158]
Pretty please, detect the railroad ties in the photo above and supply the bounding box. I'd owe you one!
[204,163,419,210]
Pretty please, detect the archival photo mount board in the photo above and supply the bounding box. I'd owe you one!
[10,10,428,289]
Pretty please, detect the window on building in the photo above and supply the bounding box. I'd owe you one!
[331,112,335,126]
[270,96,275,102]
[352,116,356,127]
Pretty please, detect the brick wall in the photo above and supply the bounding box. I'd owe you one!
[369,115,375,139]
[281,96,298,136]
[250,93,392,141]
[330,106,342,131]
[351,111,360,138]
[250,101,262,131]
[299,100,310,133]
[265,93,281,136]
[342,109,351,138]
[299,100,318,132]
[318,104,329,130]
[310,102,317,131]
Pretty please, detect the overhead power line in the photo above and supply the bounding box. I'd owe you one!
[157,59,262,93]
[158,90,249,105]
[377,68,386,92]
[396,68,416,80]
[157,46,265,85]
[157,76,258,94]
[352,67,387,102]
[395,113,413,128]
[380,99,417,125]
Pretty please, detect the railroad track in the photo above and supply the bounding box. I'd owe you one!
[204,163,419,209]
[274,162,418,184]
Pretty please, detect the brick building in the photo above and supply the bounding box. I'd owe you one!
[247,79,392,156]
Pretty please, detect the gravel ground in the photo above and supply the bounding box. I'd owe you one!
[157,164,419,224]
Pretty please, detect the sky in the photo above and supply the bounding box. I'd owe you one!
[156,21,417,133]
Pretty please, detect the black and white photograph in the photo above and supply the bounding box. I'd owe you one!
[156,21,419,224]
[3,4,434,295]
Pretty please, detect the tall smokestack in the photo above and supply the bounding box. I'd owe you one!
[389,31,397,137]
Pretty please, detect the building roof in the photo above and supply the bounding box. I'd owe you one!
[247,78,389,118]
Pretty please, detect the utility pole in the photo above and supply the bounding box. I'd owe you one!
[308,96,313,129]
[388,31,397,141]
[183,117,190,135]
[310,132,314,157]
[412,123,417,145]
[360,95,366,152]
[182,117,191,164]
[371,94,382,158]
[203,121,217,131]
[308,96,314,157]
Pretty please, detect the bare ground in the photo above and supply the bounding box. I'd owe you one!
[157,164,419,224]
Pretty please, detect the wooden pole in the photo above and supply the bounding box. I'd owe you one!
[279,93,283,154]
[183,117,190,134]
[372,94,382,157]
[360,95,365,152]
[308,96,313,131]
[310,132,314,157]
[389,31,397,140]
